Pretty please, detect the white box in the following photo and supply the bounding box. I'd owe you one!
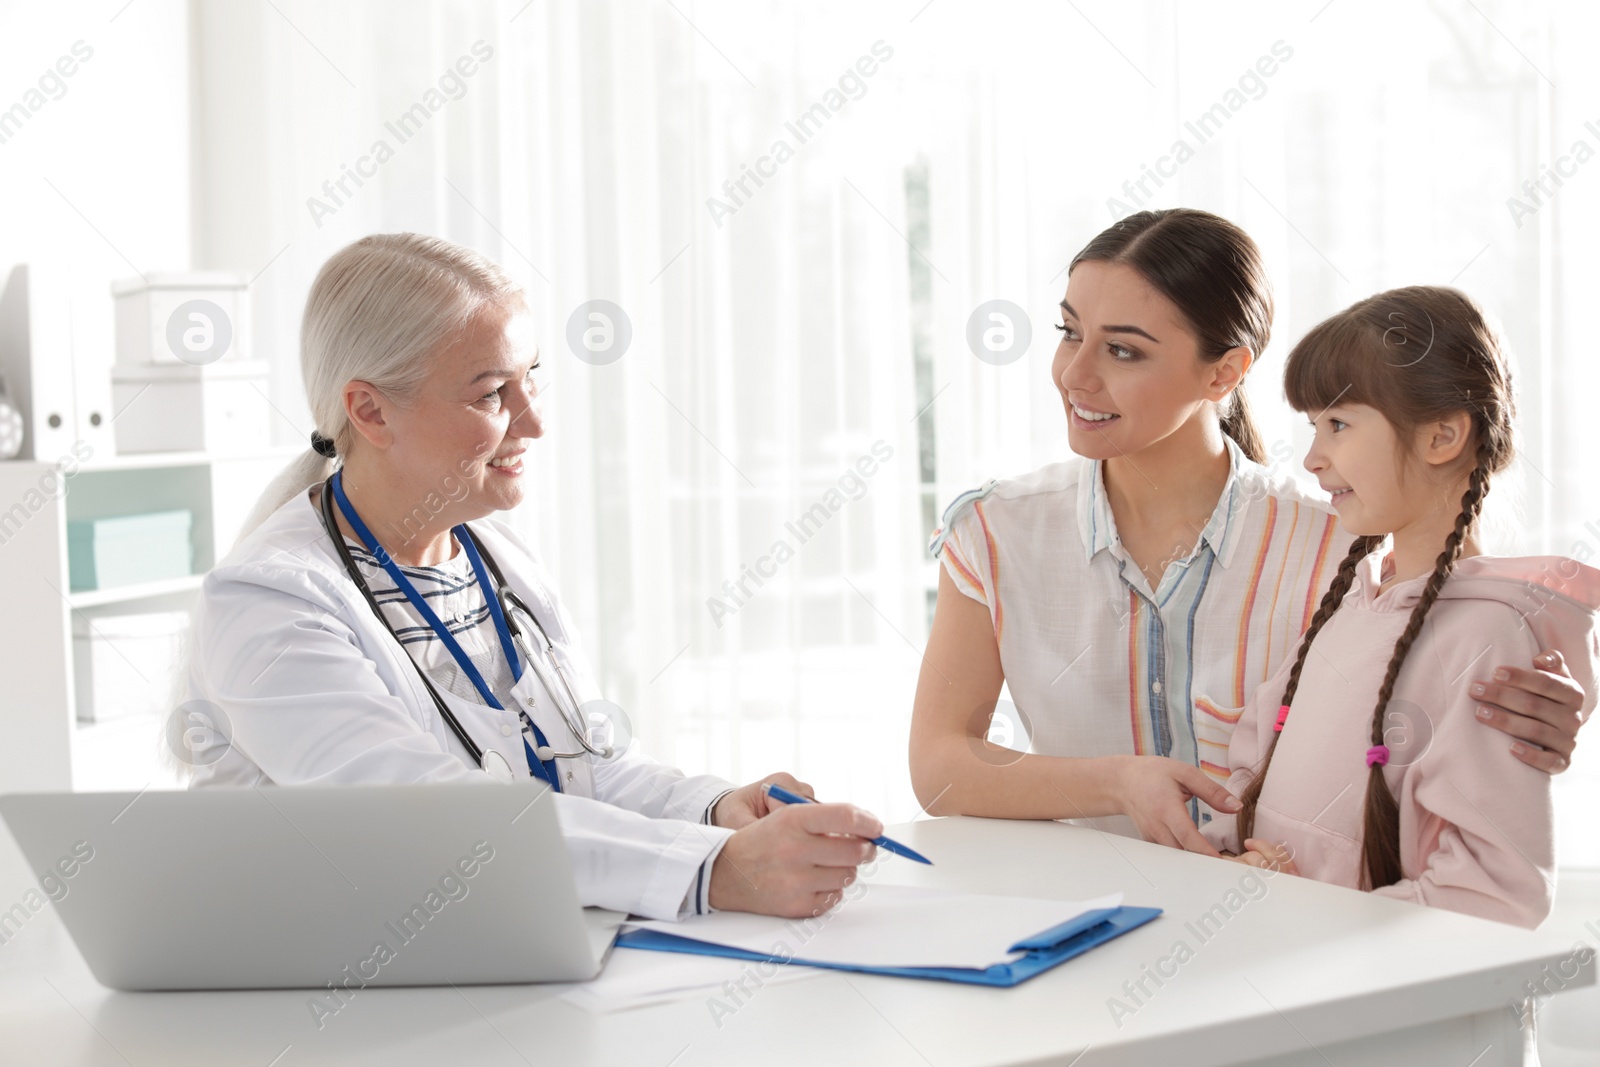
[111,359,272,454]
[111,272,250,368]
[71,610,189,723]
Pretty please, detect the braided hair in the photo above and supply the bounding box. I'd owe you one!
[1237,286,1515,890]
[1236,533,1381,843]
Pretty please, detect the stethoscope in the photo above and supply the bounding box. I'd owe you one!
[497,585,614,759]
[318,472,614,787]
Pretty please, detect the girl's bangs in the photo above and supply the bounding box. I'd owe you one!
[1282,314,1381,415]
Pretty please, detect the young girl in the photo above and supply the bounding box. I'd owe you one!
[1201,286,1600,928]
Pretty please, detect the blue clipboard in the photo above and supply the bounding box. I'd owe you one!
[615,904,1162,987]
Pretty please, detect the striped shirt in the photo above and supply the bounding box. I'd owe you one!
[345,539,519,708]
[930,438,1346,831]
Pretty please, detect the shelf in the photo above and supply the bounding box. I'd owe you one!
[79,445,301,473]
[2,443,297,792]
[67,574,204,608]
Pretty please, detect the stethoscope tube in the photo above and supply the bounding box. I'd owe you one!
[317,477,612,775]
[464,536,613,761]
[319,477,491,768]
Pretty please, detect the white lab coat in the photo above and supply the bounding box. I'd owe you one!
[184,489,734,921]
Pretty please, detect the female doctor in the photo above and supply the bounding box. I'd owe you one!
[183,233,880,921]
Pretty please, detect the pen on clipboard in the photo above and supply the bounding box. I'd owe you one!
[762,782,933,865]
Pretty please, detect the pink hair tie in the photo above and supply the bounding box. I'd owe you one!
[1273,705,1290,733]
[1366,745,1390,768]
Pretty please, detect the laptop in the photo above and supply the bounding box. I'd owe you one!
[0,781,623,991]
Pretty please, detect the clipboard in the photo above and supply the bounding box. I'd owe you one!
[616,904,1161,987]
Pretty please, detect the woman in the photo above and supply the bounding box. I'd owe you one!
[184,234,879,921]
[909,209,1588,853]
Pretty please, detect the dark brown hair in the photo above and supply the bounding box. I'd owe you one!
[1237,285,1515,890]
[1070,209,1274,463]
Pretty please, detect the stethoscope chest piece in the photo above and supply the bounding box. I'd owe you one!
[483,750,515,784]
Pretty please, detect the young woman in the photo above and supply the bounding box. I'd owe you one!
[909,210,1588,853]
[1204,286,1598,929]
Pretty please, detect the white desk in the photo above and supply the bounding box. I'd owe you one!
[0,815,1590,1066]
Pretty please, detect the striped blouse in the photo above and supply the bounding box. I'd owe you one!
[344,538,520,709]
[930,437,1346,832]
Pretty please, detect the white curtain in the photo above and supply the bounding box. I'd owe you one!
[190,0,1600,859]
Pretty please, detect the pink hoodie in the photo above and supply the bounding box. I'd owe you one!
[1202,554,1600,928]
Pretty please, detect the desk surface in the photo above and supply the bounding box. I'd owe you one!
[0,814,1589,1066]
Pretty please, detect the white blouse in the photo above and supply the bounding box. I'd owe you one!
[930,438,1347,833]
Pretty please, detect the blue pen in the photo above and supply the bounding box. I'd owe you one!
[762,783,933,865]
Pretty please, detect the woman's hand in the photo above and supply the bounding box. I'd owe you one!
[1474,650,1588,774]
[707,802,880,917]
[711,772,815,830]
[1229,838,1300,876]
[1113,756,1242,857]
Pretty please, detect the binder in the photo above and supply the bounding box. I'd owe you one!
[617,904,1161,987]
[0,263,117,461]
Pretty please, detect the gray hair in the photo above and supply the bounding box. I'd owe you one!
[239,233,525,540]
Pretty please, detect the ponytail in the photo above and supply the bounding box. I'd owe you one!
[235,448,337,551]
[1220,386,1265,465]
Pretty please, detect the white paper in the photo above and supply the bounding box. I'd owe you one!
[560,945,824,1014]
[625,885,1124,970]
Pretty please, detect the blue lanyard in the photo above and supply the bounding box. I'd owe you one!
[331,471,562,790]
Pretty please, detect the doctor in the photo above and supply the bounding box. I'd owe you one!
[185,233,880,921]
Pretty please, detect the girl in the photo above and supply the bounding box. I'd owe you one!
[911,209,1588,854]
[1202,286,1600,928]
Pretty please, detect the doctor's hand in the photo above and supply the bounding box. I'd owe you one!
[710,772,816,830]
[707,802,880,918]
